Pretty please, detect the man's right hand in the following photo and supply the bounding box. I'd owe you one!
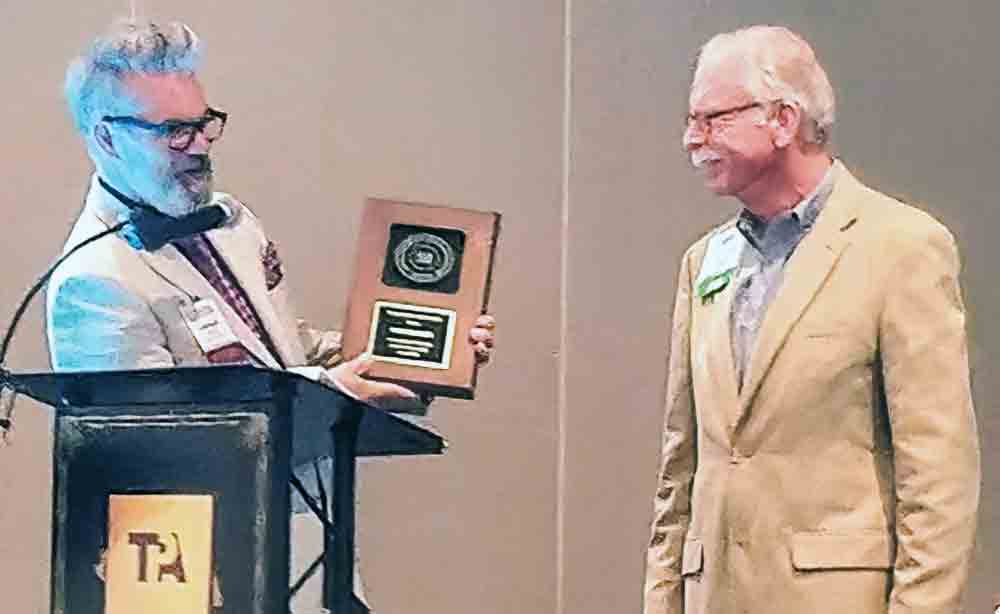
[326,354,419,409]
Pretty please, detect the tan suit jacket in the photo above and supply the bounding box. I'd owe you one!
[644,165,980,614]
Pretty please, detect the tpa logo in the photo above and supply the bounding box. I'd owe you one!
[127,532,187,583]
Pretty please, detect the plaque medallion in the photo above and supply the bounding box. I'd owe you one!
[393,232,456,285]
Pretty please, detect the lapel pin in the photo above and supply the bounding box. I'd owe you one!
[697,267,736,305]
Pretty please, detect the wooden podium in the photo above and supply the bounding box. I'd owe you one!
[8,365,445,614]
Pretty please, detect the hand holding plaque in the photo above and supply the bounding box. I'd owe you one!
[343,198,501,399]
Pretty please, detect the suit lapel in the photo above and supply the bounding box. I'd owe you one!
[691,223,743,437]
[703,276,743,436]
[737,167,862,419]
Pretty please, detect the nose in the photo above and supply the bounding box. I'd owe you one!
[683,123,705,152]
[186,129,213,155]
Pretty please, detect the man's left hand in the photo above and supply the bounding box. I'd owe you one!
[469,314,496,364]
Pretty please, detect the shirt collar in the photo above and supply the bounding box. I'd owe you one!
[85,173,132,228]
[736,160,838,261]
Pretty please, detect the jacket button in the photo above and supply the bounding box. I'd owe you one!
[729,452,752,465]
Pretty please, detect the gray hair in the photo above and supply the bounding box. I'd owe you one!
[65,19,202,134]
[696,26,835,145]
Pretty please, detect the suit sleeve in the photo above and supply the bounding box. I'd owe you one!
[297,321,345,368]
[879,223,980,614]
[644,249,698,614]
[48,275,175,371]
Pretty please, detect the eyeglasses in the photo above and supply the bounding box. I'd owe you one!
[102,107,228,151]
[685,101,767,135]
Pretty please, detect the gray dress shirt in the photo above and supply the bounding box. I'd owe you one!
[731,163,837,389]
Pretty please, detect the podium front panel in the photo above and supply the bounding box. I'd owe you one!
[51,401,291,614]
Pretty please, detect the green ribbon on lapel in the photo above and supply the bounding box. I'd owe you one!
[696,266,737,305]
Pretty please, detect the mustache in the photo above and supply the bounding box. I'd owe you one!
[176,155,213,174]
[690,150,721,169]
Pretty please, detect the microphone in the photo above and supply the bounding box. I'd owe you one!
[0,383,14,443]
[98,177,233,251]
[0,179,232,439]
[0,221,127,440]
[121,201,232,251]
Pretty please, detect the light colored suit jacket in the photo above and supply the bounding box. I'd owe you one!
[47,175,343,373]
[644,165,980,614]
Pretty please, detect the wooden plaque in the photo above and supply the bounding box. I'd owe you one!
[343,198,501,398]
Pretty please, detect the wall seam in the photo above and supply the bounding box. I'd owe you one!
[556,0,573,613]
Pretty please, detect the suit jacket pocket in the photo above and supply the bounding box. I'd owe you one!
[681,540,704,576]
[791,531,893,570]
[798,324,852,341]
[803,331,840,340]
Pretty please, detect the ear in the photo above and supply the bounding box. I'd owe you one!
[771,103,802,149]
[93,122,120,159]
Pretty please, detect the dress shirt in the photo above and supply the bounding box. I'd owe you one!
[730,161,838,388]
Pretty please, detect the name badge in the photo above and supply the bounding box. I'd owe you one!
[179,298,240,354]
[697,227,743,281]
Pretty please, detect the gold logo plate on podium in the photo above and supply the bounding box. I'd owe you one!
[105,494,214,614]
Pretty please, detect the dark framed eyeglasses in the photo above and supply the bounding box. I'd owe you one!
[685,101,766,135]
[102,107,228,151]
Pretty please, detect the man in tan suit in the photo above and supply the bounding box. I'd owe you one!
[644,26,979,614]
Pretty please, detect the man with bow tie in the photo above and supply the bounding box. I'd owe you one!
[47,18,496,613]
[644,26,979,614]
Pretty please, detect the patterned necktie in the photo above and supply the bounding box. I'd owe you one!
[173,234,281,365]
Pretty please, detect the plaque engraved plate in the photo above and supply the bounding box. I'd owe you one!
[344,198,501,398]
[367,301,456,369]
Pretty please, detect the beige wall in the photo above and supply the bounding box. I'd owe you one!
[0,1,996,613]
